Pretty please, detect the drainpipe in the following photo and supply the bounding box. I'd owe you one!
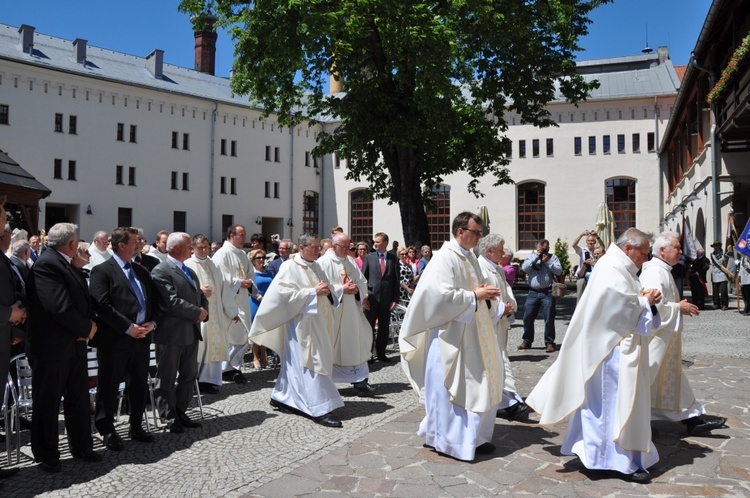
[289,125,295,240]
[654,95,663,228]
[209,101,218,239]
[691,55,719,242]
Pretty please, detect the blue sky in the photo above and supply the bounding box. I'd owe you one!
[1,0,712,78]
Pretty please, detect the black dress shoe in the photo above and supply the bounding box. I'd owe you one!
[475,442,496,455]
[0,467,19,478]
[683,415,727,435]
[168,422,185,434]
[222,368,241,378]
[232,372,248,384]
[103,432,125,452]
[71,449,103,462]
[198,382,220,394]
[269,398,293,414]
[352,380,376,397]
[313,413,343,428]
[628,470,651,483]
[38,460,61,473]
[377,355,392,363]
[177,415,202,429]
[498,402,531,421]
[129,426,155,443]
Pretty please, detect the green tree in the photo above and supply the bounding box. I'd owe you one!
[180,0,608,244]
[554,237,571,282]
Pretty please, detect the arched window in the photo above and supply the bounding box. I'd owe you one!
[606,178,636,238]
[517,182,545,250]
[427,185,451,248]
[349,189,373,243]
[302,190,319,236]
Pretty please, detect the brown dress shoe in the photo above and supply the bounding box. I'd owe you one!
[517,343,530,350]
[545,343,556,353]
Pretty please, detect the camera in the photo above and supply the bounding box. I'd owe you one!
[540,247,549,255]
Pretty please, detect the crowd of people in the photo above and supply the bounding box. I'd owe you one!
[0,199,730,483]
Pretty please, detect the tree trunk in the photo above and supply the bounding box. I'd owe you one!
[392,146,430,247]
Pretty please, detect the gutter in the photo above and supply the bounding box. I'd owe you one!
[209,101,218,239]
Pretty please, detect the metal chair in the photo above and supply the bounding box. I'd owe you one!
[389,303,408,347]
[2,373,21,465]
[86,348,129,433]
[9,353,32,423]
[146,343,204,429]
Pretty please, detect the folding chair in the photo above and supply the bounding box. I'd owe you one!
[389,303,408,347]
[146,343,204,429]
[2,374,21,465]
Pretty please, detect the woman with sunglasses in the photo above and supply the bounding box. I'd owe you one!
[249,249,272,369]
[397,249,415,305]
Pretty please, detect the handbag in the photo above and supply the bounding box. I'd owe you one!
[551,282,567,299]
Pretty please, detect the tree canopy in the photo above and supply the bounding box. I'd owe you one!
[180,0,609,245]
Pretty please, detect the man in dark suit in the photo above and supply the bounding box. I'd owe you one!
[267,238,292,278]
[151,232,208,433]
[27,222,101,473]
[28,234,41,263]
[133,227,160,272]
[362,232,400,362]
[0,207,24,479]
[89,227,159,451]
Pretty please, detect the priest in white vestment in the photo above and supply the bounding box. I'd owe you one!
[212,224,255,384]
[250,234,344,428]
[526,228,663,483]
[400,212,504,462]
[476,234,529,421]
[86,230,113,269]
[318,232,375,396]
[185,234,238,393]
[641,232,726,435]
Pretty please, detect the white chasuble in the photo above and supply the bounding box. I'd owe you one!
[212,241,253,345]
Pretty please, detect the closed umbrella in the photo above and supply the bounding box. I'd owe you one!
[477,205,491,236]
[595,203,616,249]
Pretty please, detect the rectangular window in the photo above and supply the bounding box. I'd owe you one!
[334,154,341,168]
[220,139,227,155]
[222,215,234,236]
[230,178,237,195]
[231,140,237,157]
[574,137,582,156]
[171,171,178,190]
[129,125,137,143]
[588,136,596,155]
[68,160,77,180]
[632,133,640,153]
[117,207,132,227]
[532,139,540,158]
[647,132,656,153]
[54,158,62,179]
[265,145,271,161]
[171,131,178,149]
[603,135,611,154]
[0,104,8,125]
[265,181,271,198]
[128,166,136,186]
[182,133,190,150]
[519,140,526,158]
[220,176,226,194]
[55,113,63,133]
[274,147,280,162]
[116,165,123,185]
[305,151,311,167]
[173,211,186,232]
[182,172,189,190]
[68,115,77,135]
[546,138,553,157]
[117,123,125,141]
[617,134,625,153]
[274,182,280,199]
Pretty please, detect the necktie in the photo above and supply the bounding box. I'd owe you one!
[124,263,146,315]
[181,264,196,287]
[379,253,386,276]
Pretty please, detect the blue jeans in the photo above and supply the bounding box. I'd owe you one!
[522,289,556,346]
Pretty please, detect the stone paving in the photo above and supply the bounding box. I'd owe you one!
[3,286,749,497]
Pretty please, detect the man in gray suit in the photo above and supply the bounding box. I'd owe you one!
[151,232,209,433]
[362,232,400,362]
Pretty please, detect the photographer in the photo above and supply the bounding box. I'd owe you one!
[519,239,562,353]
[572,230,603,302]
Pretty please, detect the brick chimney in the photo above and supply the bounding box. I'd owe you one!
[193,13,218,75]
[18,24,35,54]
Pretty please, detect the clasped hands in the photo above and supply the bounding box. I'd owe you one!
[128,321,156,339]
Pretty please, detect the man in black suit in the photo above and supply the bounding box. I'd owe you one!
[151,232,208,433]
[133,227,160,272]
[267,238,292,278]
[27,222,101,473]
[89,227,159,451]
[0,206,24,479]
[362,232,400,362]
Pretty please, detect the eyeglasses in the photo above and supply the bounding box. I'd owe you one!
[254,256,265,260]
[463,228,482,237]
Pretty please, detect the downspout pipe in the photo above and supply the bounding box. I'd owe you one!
[209,101,218,239]
[691,54,719,242]
[289,125,295,241]
[655,95,663,228]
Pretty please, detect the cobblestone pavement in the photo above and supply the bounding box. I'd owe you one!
[4,286,749,497]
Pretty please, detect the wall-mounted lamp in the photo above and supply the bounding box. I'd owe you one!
[255,216,262,225]
[666,212,675,222]
[86,205,93,215]
[676,203,687,214]
[286,218,294,227]
[683,192,699,205]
